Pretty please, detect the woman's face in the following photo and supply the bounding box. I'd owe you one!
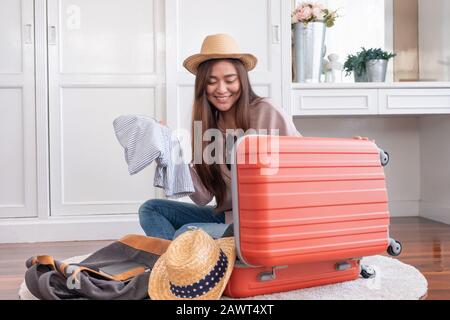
[206,60,241,112]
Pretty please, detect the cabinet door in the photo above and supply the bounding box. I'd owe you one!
[165,0,284,138]
[379,88,450,115]
[0,0,36,218]
[291,89,378,116]
[47,0,165,216]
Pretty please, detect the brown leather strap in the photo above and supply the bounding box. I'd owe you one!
[118,234,171,255]
[32,255,56,269]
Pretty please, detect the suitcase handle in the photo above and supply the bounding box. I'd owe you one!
[258,266,288,282]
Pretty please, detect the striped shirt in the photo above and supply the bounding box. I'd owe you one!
[113,115,194,198]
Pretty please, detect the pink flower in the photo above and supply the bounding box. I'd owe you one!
[314,3,325,10]
[312,6,325,19]
[291,2,338,26]
[312,7,325,20]
[298,6,312,21]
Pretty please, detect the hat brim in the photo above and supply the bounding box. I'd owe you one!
[183,54,257,75]
[148,237,236,300]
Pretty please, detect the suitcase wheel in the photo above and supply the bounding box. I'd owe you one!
[380,150,390,166]
[360,265,376,279]
[387,239,402,257]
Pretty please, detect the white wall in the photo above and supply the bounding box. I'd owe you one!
[292,116,421,217]
[419,116,450,224]
[418,0,450,81]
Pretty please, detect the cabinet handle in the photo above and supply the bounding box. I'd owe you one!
[272,25,280,44]
[24,24,33,44]
[48,25,57,45]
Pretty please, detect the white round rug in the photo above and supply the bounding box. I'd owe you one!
[19,255,427,300]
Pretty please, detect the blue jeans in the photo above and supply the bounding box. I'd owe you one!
[138,199,227,240]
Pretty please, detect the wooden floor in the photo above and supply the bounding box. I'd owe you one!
[0,217,449,300]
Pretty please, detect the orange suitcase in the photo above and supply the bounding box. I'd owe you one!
[224,136,401,298]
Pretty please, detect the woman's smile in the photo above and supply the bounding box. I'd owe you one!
[214,94,233,103]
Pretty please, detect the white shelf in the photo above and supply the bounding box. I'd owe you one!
[292,82,450,90]
[291,83,450,116]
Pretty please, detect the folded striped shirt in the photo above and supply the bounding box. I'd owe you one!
[113,115,194,198]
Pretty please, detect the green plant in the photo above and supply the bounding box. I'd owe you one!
[344,47,397,77]
[365,48,396,61]
[343,49,367,77]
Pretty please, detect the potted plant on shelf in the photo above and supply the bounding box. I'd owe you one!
[343,49,368,82]
[344,47,396,82]
[364,48,396,82]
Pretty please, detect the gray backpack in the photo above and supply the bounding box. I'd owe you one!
[24,235,170,300]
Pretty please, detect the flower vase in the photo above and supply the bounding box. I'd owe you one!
[293,22,326,83]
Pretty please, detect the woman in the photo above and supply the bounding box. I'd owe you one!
[139,34,300,240]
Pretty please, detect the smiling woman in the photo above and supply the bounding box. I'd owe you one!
[189,57,260,210]
[137,34,300,241]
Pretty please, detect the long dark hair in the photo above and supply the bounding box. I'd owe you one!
[191,59,260,210]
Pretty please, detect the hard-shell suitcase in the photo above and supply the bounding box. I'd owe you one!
[224,136,401,298]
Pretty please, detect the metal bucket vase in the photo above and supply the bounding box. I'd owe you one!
[366,59,388,82]
[294,22,326,83]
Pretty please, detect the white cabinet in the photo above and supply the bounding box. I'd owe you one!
[0,0,288,242]
[292,89,378,116]
[47,0,166,216]
[379,88,450,115]
[0,0,37,218]
[292,85,450,116]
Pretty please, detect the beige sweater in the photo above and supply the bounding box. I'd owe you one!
[188,98,301,216]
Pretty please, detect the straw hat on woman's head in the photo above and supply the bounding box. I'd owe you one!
[148,227,236,300]
[183,33,258,75]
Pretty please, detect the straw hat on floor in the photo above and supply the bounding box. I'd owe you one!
[148,227,236,300]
